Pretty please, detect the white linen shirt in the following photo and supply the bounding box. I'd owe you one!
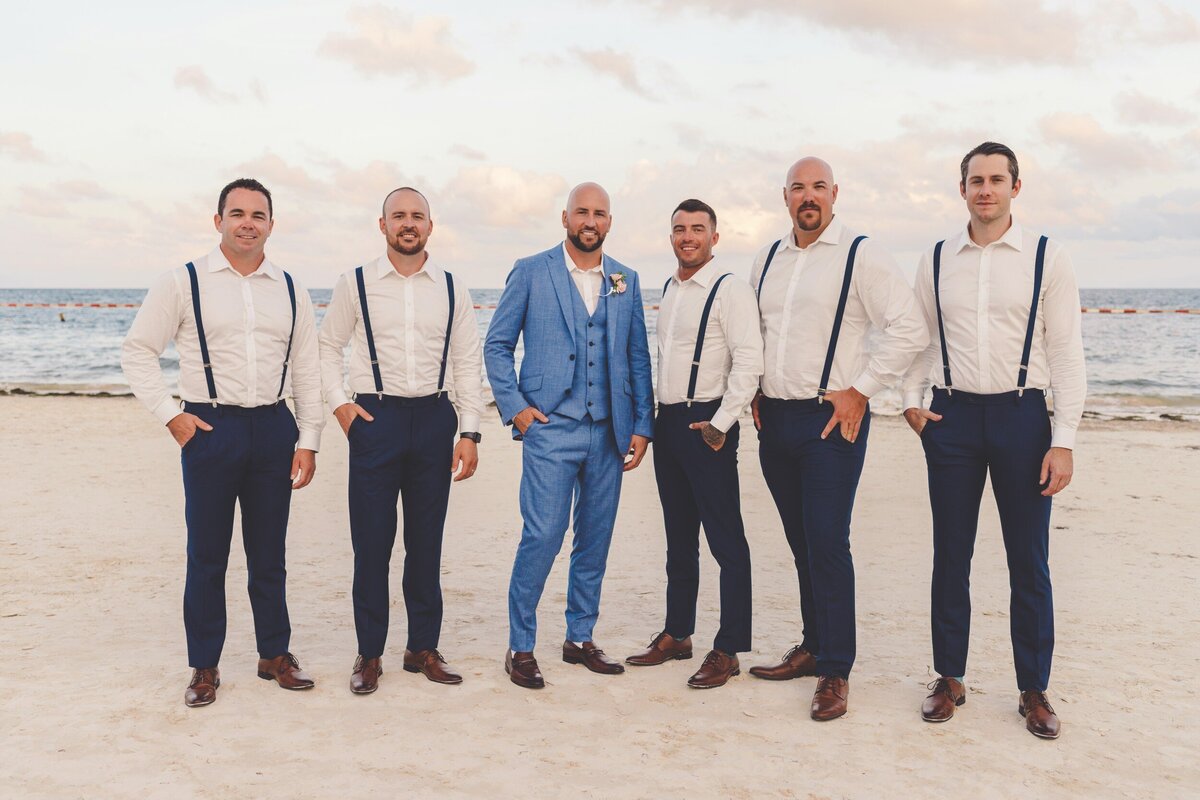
[121,246,325,451]
[749,218,929,400]
[900,220,1087,449]
[563,242,603,315]
[318,254,485,434]
[657,259,764,432]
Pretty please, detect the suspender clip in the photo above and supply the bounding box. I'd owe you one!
[686,400,693,408]
[817,388,827,404]
[210,400,218,408]
[369,359,379,366]
[691,360,701,367]
[1018,388,1025,398]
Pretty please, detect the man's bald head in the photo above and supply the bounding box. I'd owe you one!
[565,182,611,213]
[562,182,612,255]
[785,157,835,188]
[783,157,838,238]
[382,186,431,218]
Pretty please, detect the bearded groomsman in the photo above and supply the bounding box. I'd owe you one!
[122,178,324,707]
[748,158,928,720]
[624,199,762,688]
[485,182,655,689]
[318,187,484,694]
[901,142,1085,739]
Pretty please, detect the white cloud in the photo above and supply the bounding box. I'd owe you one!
[572,48,656,100]
[0,131,46,162]
[173,66,238,103]
[1039,112,1175,172]
[1115,90,1195,126]
[318,6,474,83]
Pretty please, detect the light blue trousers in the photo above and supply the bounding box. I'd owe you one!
[508,413,623,652]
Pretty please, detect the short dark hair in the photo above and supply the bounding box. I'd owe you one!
[960,142,1019,186]
[671,198,717,228]
[218,178,273,218]
[382,186,431,217]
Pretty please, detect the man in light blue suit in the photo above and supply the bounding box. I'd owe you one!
[485,182,655,689]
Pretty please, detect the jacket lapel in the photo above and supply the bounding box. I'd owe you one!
[546,246,576,347]
[603,256,620,357]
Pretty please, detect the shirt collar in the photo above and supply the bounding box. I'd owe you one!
[207,246,281,280]
[376,253,442,283]
[672,256,719,288]
[563,242,605,275]
[956,217,1024,253]
[781,215,844,251]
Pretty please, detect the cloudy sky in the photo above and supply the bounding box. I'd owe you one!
[2,0,1198,289]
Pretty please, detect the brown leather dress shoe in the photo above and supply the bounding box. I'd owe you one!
[257,652,316,690]
[1019,691,1061,739]
[350,656,382,694]
[505,650,545,689]
[403,649,463,685]
[748,645,818,681]
[811,675,849,721]
[625,632,693,666]
[687,650,740,689]
[562,640,625,675]
[184,667,220,708]
[921,677,966,722]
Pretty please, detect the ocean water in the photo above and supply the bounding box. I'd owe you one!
[2,287,1198,420]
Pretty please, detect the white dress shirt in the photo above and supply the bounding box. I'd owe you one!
[900,220,1087,449]
[121,247,325,451]
[657,259,764,432]
[750,218,929,400]
[318,254,485,434]
[563,242,603,314]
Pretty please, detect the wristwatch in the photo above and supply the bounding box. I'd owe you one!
[460,431,482,443]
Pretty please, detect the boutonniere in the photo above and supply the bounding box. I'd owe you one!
[605,271,627,296]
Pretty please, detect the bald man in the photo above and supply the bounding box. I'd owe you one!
[485,182,655,689]
[319,187,485,693]
[747,159,928,720]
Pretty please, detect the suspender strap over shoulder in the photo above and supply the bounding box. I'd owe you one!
[1017,235,1048,395]
[276,271,297,403]
[437,272,455,396]
[184,261,218,406]
[818,235,867,401]
[755,239,783,302]
[685,273,733,406]
[932,240,953,393]
[355,265,384,398]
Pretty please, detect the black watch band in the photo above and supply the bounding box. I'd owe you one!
[460,431,482,443]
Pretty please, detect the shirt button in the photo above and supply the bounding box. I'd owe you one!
[589,341,594,346]
[588,382,593,387]
[587,401,593,407]
[569,354,575,361]
[588,361,594,367]
[588,322,593,328]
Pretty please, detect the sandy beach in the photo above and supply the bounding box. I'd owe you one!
[1,396,1196,799]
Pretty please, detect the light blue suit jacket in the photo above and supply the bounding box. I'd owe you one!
[485,244,655,448]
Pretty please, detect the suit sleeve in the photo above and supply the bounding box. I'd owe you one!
[483,261,530,425]
[627,271,655,439]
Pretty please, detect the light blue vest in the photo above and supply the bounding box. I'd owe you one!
[558,284,611,422]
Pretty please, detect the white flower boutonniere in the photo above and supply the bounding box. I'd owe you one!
[606,271,627,296]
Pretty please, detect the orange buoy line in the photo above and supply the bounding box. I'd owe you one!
[2,302,1195,313]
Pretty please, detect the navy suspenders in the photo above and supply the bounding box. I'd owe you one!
[354,265,456,399]
[932,234,1048,395]
[755,239,783,300]
[185,261,296,406]
[662,272,734,406]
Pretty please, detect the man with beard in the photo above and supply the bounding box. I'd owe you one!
[900,143,1085,739]
[485,182,655,689]
[747,158,927,720]
[122,178,324,707]
[625,199,762,688]
[318,187,484,693]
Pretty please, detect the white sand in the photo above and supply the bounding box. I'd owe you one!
[1,396,1196,798]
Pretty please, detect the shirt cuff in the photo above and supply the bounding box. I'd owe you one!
[459,413,481,434]
[154,398,184,427]
[851,371,886,400]
[297,430,322,452]
[1050,424,1076,450]
[901,388,926,411]
[326,387,351,414]
[710,407,738,433]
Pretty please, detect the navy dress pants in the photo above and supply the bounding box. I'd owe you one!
[758,397,870,679]
[653,400,752,654]
[348,394,456,660]
[181,402,298,669]
[922,388,1054,691]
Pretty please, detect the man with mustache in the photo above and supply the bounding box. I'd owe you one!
[900,142,1085,739]
[485,182,654,689]
[625,199,762,688]
[318,187,484,693]
[122,178,324,707]
[748,158,927,720]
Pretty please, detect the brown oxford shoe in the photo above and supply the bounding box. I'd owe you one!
[184,667,220,708]
[748,645,818,681]
[562,640,625,675]
[687,649,740,689]
[1019,691,1062,740]
[257,652,316,690]
[350,656,382,694]
[625,632,694,666]
[403,649,463,685]
[922,677,966,723]
[505,650,545,689]
[811,675,849,721]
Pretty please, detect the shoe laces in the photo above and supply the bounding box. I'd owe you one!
[1024,691,1054,714]
[700,650,725,669]
[783,644,806,661]
[926,677,959,695]
[429,649,447,664]
[283,652,300,670]
[816,675,846,697]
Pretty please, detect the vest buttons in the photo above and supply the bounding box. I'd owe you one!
[565,389,572,395]
[588,361,594,367]
[588,322,593,327]
[589,341,594,346]
[587,401,593,407]
[569,354,575,361]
